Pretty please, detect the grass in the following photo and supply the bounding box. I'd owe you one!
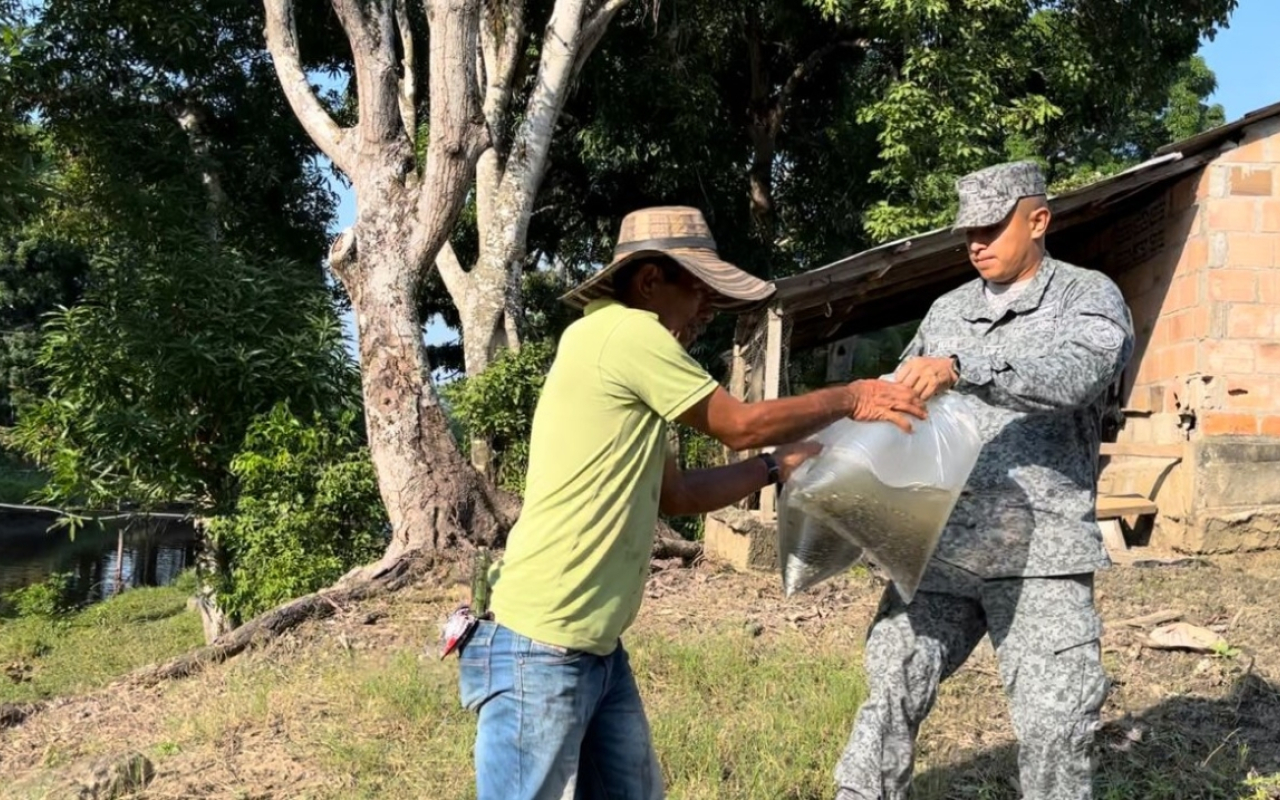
[4,559,1280,800]
[0,571,203,703]
[143,626,866,800]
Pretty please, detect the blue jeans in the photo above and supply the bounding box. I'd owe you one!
[459,620,663,800]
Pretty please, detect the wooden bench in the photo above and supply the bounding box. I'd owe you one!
[1095,442,1183,553]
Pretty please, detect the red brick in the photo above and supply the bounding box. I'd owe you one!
[1262,200,1280,233]
[1208,269,1258,302]
[1175,238,1208,275]
[1226,234,1276,267]
[1261,270,1280,306]
[1201,412,1259,436]
[1219,138,1269,164]
[1133,352,1162,385]
[1227,303,1278,339]
[1167,306,1212,342]
[1262,416,1280,438]
[1204,340,1257,373]
[1196,168,1217,200]
[1224,377,1276,410]
[1258,343,1280,374]
[1207,200,1256,232]
[1164,274,1200,312]
[1228,167,1274,196]
[1159,342,1199,380]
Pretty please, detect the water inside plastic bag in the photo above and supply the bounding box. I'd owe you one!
[777,390,983,601]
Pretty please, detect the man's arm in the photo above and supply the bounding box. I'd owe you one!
[947,279,1134,413]
[659,442,820,517]
[677,380,927,452]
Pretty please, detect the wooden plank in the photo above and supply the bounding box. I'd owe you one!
[1096,493,1159,519]
[1099,442,1184,459]
[759,309,784,519]
[1099,519,1128,553]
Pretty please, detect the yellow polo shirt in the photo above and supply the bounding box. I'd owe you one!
[488,299,717,655]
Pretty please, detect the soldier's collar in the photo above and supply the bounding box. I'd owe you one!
[962,255,1058,322]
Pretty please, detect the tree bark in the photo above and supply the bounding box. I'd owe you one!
[266,0,517,568]
[436,0,628,474]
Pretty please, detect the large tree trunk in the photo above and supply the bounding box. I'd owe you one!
[337,199,515,571]
[266,0,508,566]
[266,0,627,558]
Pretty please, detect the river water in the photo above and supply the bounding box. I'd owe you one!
[0,511,197,606]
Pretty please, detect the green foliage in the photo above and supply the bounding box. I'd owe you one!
[665,426,727,540]
[206,405,387,621]
[1,572,73,619]
[443,341,556,494]
[8,233,359,517]
[0,230,90,425]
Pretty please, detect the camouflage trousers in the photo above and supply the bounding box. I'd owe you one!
[834,564,1109,800]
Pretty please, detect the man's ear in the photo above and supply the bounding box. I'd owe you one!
[1028,204,1052,239]
[634,262,665,299]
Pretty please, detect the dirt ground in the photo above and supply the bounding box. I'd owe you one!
[1,549,1278,799]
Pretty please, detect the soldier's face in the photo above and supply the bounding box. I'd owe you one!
[964,198,1051,284]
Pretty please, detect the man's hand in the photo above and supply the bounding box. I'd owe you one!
[772,440,823,483]
[894,357,958,402]
[846,379,928,432]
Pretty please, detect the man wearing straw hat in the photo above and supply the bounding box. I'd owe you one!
[457,205,929,800]
[832,162,1134,800]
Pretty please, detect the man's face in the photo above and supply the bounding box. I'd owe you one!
[963,198,1051,284]
[653,268,715,347]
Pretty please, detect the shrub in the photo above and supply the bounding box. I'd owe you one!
[2,572,73,618]
[206,405,387,620]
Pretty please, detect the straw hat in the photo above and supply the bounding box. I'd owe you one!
[560,206,775,313]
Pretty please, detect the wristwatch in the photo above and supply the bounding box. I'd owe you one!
[758,452,782,489]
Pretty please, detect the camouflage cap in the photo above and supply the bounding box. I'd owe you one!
[952,161,1047,230]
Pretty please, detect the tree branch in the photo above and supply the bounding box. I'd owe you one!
[263,0,354,175]
[410,0,488,269]
[480,0,526,150]
[775,39,870,125]
[573,0,629,78]
[332,0,406,147]
[395,0,417,140]
[435,239,469,302]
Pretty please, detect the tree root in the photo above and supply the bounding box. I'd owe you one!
[4,524,702,732]
[128,552,440,688]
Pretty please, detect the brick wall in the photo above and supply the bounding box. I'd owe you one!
[1101,115,1280,551]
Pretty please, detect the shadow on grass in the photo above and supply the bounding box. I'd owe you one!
[912,671,1280,800]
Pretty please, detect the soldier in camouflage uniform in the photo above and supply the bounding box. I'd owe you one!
[833,161,1135,800]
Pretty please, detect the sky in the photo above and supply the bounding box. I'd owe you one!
[326,0,1280,359]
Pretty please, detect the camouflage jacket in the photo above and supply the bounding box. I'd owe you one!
[903,255,1135,578]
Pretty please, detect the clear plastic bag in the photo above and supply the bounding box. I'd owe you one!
[778,390,983,602]
[777,482,863,596]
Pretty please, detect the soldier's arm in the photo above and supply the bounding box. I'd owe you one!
[949,277,1134,413]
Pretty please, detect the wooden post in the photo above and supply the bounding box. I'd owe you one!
[759,308,784,519]
[114,528,125,595]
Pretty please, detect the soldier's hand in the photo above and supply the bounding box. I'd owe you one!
[845,379,928,432]
[773,440,823,483]
[895,356,958,402]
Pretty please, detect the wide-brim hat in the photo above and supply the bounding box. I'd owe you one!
[560,206,776,314]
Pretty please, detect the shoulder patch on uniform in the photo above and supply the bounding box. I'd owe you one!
[1082,320,1125,350]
